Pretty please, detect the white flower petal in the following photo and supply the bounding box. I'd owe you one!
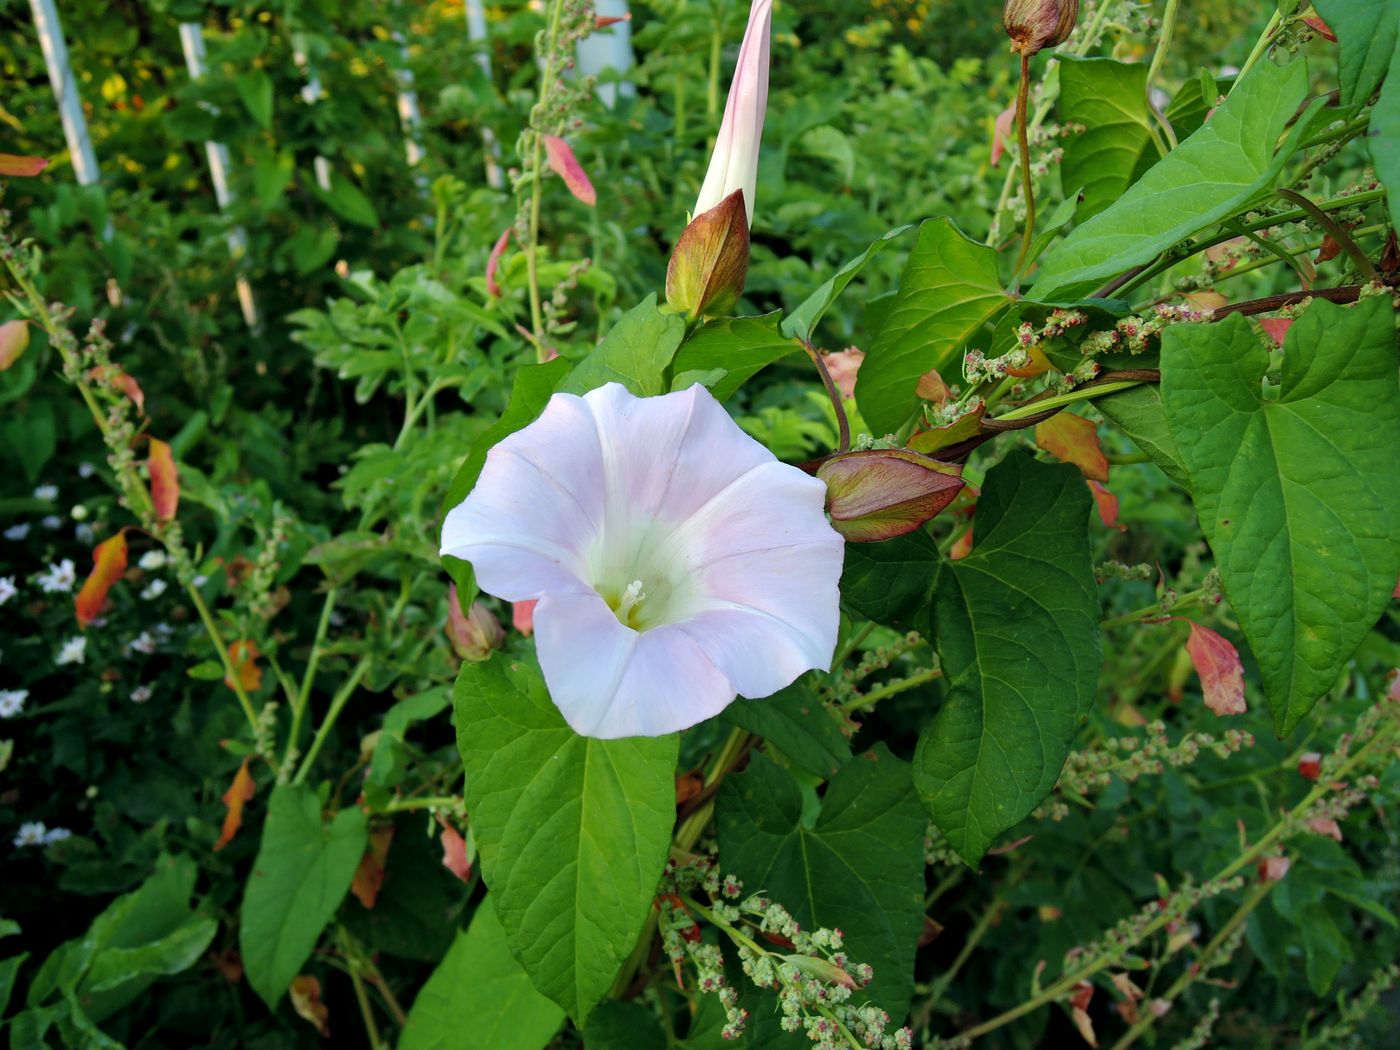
[583,383,773,526]
[675,608,819,698]
[534,590,735,739]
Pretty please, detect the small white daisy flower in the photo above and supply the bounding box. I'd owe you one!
[78,462,96,479]
[36,559,77,594]
[13,821,47,847]
[42,827,72,845]
[4,523,31,542]
[138,550,167,571]
[128,632,157,655]
[130,685,153,703]
[0,689,27,718]
[56,636,87,666]
[40,515,63,531]
[32,484,58,502]
[0,576,17,606]
[74,523,96,546]
[140,579,168,600]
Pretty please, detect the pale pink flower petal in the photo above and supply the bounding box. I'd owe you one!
[441,381,843,738]
[486,227,511,298]
[694,0,771,225]
[822,347,864,400]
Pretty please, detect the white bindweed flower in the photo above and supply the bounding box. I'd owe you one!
[42,827,72,845]
[693,0,772,226]
[0,689,26,718]
[56,636,87,666]
[441,382,844,739]
[5,523,31,542]
[36,559,76,594]
[0,576,16,606]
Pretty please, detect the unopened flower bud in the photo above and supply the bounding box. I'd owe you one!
[446,585,505,661]
[665,189,749,319]
[814,449,964,542]
[1003,0,1078,56]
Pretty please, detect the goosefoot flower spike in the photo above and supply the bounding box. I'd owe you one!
[441,382,844,739]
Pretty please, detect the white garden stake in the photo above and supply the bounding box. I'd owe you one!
[177,22,259,330]
[465,0,505,189]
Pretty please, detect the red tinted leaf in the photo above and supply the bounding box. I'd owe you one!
[991,103,1015,168]
[1258,317,1292,346]
[351,825,395,908]
[289,975,330,1035]
[949,524,974,561]
[440,823,473,882]
[595,13,630,28]
[1315,235,1342,265]
[1306,816,1343,841]
[1185,622,1246,715]
[75,531,129,626]
[1087,480,1126,531]
[1183,290,1227,313]
[1257,855,1290,882]
[1036,412,1109,482]
[915,368,951,406]
[148,438,179,523]
[87,364,145,413]
[675,770,704,806]
[225,640,263,694]
[0,153,48,177]
[1303,16,1336,41]
[0,320,30,370]
[486,226,511,298]
[543,135,597,206]
[1297,752,1322,780]
[214,757,256,852]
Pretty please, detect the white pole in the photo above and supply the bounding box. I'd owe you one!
[292,41,333,191]
[177,23,258,330]
[29,0,100,187]
[465,0,505,189]
[577,0,635,109]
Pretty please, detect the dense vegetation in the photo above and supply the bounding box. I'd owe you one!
[2,0,1398,1047]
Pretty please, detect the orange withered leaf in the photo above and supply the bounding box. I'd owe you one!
[0,153,48,177]
[1185,622,1246,716]
[1087,481,1126,531]
[351,825,395,908]
[289,975,329,1035]
[1035,412,1109,482]
[214,757,256,852]
[225,640,263,694]
[148,438,179,522]
[0,320,30,370]
[87,364,145,413]
[75,531,129,626]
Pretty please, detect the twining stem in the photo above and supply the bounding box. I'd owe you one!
[338,927,386,1050]
[188,585,261,735]
[917,898,1007,1029]
[375,795,462,814]
[1109,880,1273,1050]
[1099,586,1208,630]
[524,0,569,351]
[839,667,943,715]
[1233,10,1282,90]
[956,718,1399,1042]
[1144,0,1181,148]
[1013,51,1036,277]
[803,341,851,452]
[1276,188,1381,282]
[293,655,371,784]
